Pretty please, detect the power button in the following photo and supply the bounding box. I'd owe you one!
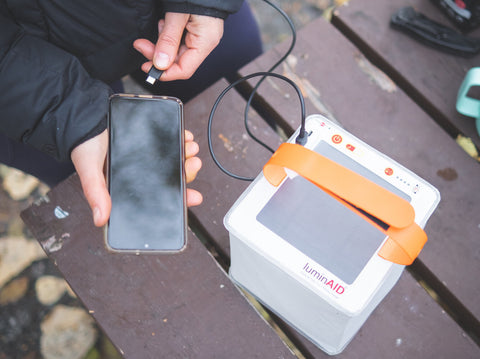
[332,134,342,144]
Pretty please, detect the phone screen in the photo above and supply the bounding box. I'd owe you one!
[106,95,186,252]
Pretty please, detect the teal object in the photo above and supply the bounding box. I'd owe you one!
[456,67,480,137]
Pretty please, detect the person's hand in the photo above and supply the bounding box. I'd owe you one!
[71,129,203,227]
[133,12,224,81]
[71,129,111,227]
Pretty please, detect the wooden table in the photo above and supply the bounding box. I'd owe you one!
[22,0,480,357]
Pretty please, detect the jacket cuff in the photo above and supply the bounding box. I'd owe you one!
[67,109,108,160]
[162,3,230,19]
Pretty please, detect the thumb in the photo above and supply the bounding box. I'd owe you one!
[71,130,111,227]
[79,170,111,227]
[153,12,190,70]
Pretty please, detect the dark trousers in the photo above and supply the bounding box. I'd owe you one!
[0,2,263,188]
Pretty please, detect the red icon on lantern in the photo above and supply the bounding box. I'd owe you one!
[332,134,342,144]
[385,168,394,176]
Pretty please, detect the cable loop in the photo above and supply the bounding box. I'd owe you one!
[207,72,306,181]
[207,0,307,181]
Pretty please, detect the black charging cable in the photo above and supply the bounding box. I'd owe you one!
[242,0,298,154]
[208,71,306,181]
[207,0,308,181]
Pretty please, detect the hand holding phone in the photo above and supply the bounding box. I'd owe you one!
[72,129,202,228]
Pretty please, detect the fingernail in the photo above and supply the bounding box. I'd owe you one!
[154,53,169,69]
[93,207,101,224]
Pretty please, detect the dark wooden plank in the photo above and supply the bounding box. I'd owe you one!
[21,173,295,359]
[236,15,480,357]
[324,273,478,359]
[185,79,283,258]
[332,0,480,147]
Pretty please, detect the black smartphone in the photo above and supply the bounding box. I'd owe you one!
[106,94,186,252]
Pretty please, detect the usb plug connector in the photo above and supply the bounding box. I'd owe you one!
[146,66,164,85]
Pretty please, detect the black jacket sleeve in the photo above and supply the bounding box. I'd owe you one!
[162,0,244,19]
[0,13,112,162]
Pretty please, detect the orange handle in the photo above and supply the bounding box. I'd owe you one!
[263,143,427,265]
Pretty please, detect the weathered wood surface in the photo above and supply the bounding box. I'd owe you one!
[184,80,283,259]
[332,0,480,147]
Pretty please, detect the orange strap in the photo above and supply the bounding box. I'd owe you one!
[263,143,426,265]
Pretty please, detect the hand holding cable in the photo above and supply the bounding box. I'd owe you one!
[133,12,224,82]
